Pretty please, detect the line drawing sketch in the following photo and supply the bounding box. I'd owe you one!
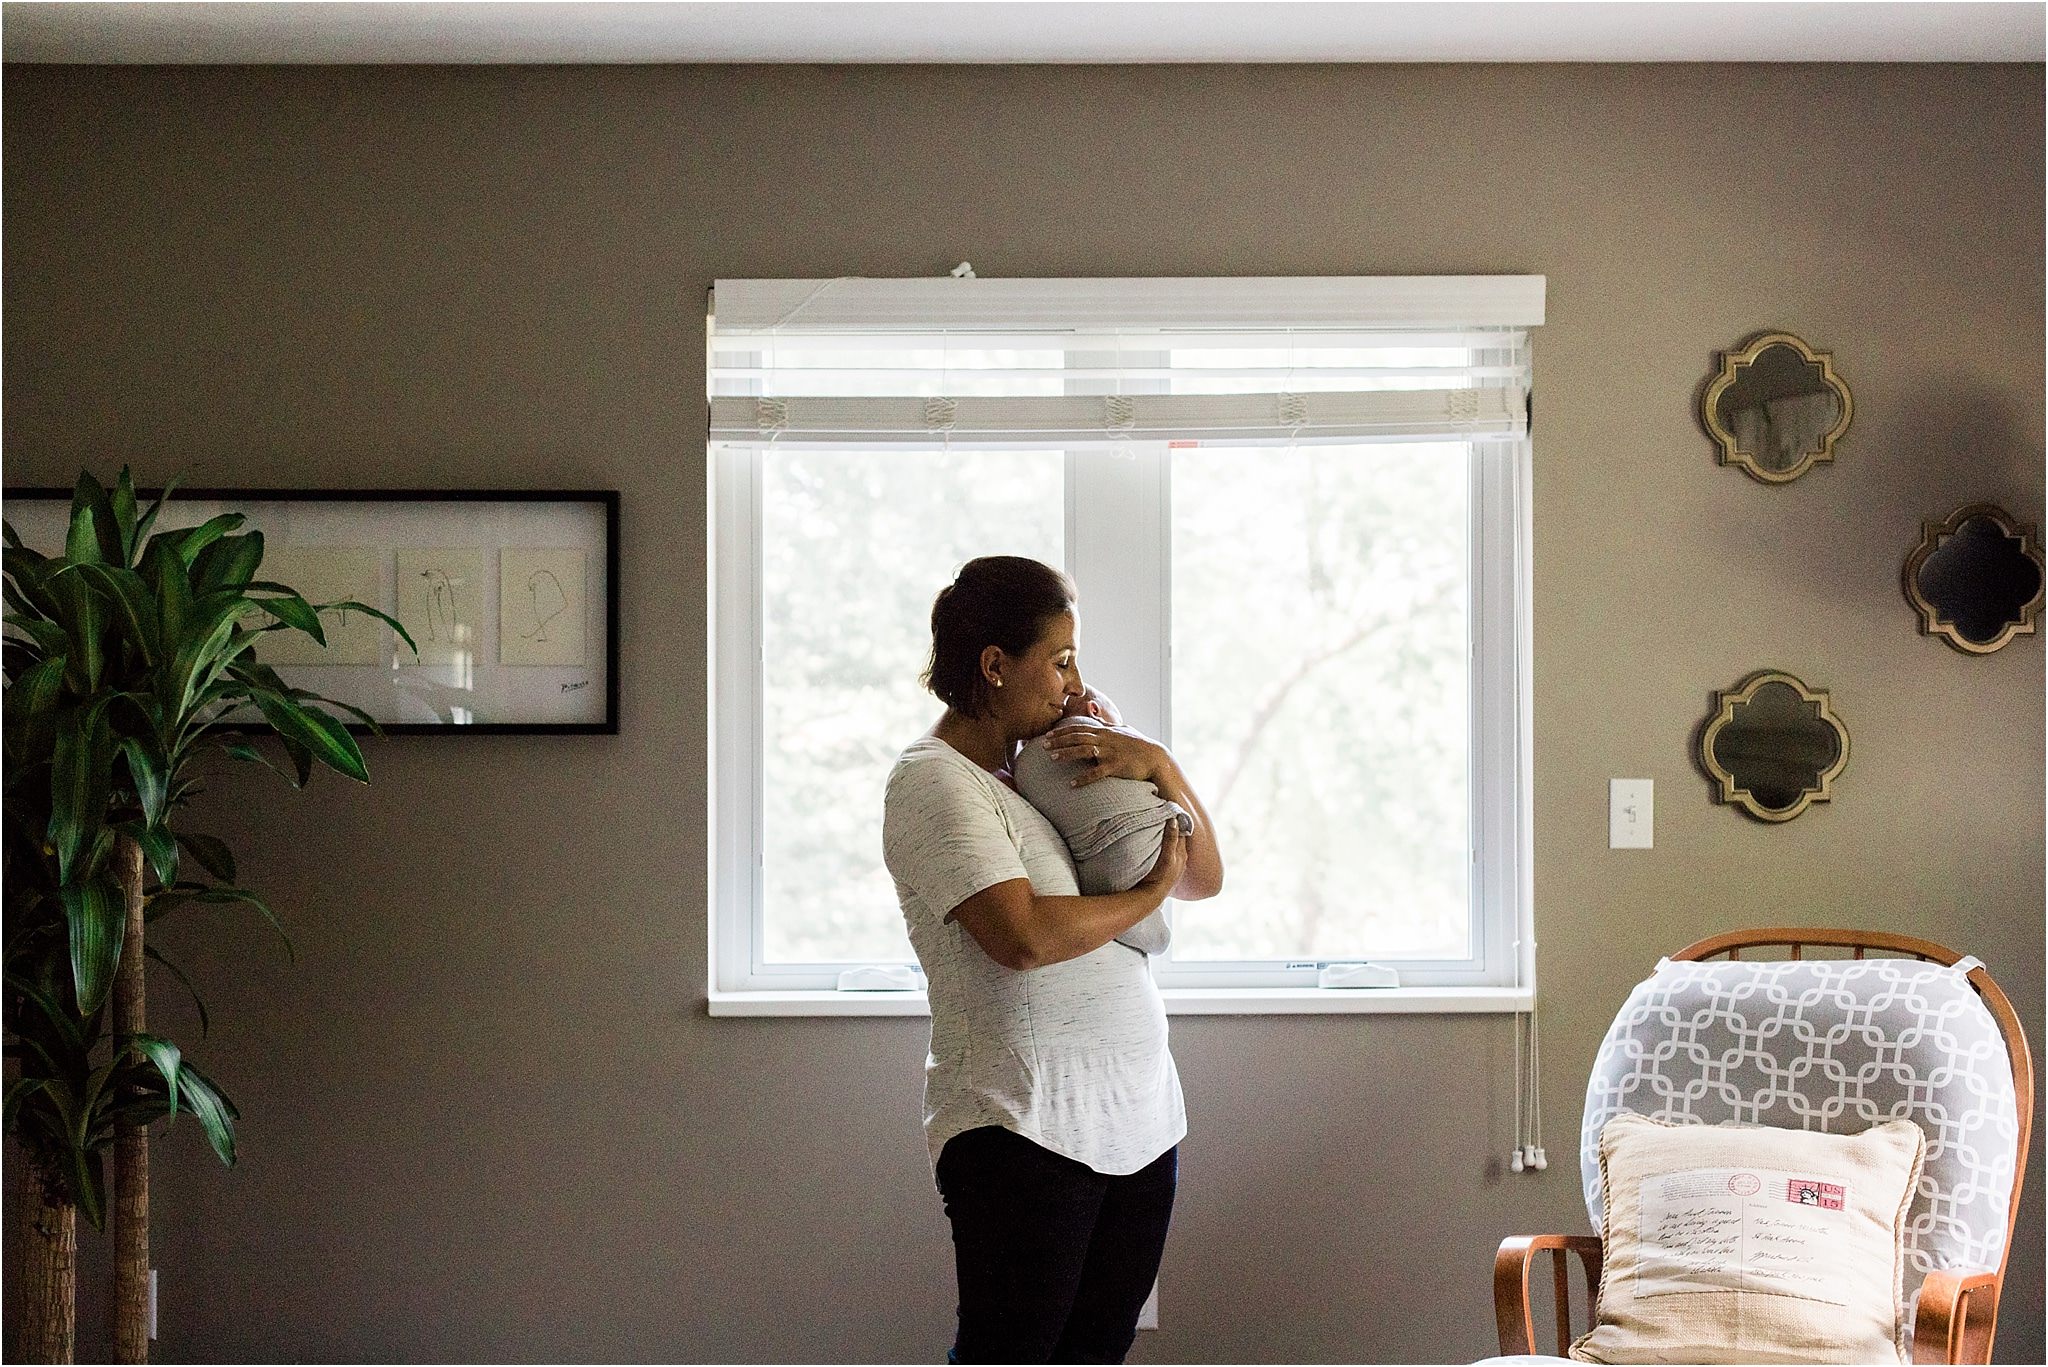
[519,570,569,642]
[255,547,382,667]
[420,568,460,643]
[500,548,586,667]
[398,548,485,669]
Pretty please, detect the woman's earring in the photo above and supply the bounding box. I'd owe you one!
[993,678,1003,688]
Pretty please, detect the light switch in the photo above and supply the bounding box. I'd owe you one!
[1610,779,1653,849]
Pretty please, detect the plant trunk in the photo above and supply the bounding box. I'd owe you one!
[21,1146,78,1363]
[110,833,149,1365]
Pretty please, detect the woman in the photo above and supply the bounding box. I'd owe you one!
[881,556,1225,1364]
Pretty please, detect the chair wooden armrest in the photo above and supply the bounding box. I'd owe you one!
[1913,1269,2001,1364]
[1494,1234,1603,1357]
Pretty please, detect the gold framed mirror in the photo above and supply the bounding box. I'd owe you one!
[1903,502,2045,655]
[1700,332,1852,484]
[1698,670,1850,823]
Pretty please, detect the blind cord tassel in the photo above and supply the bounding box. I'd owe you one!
[1278,392,1310,433]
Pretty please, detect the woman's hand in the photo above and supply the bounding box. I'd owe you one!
[1039,721,1168,788]
[1136,819,1186,896]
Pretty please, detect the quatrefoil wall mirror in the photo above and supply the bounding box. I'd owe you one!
[1903,503,2045,655]
[1700,332,1853,484]
[1698,670,1850,823]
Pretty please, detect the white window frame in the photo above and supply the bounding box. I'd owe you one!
[708,278,1538,1016]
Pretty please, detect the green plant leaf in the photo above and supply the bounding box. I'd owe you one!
[74,562,160,668]
[4,970,87,1054]
[68,1143,107,1231]
[276,685,382,736]
[167,513,246,568]
[166,593,250,722]
[66,473,120,565]
[3,654,67,767]
[122,1032,181,1119]
[3,518,21,549]
[5,1077,53,1131]
[141,536,193,647]
[280,735,313,788]
[173,831,236,882]
[250,690,368,783]
[48,700,116,884]
[246,590,417,657]
[141,880,208,923]
[2,570,48,624]
[3,612,69,660]
[83,473,126,563]
[216,736,299,787]
[78,1060,121,1133]
[181,885,292,962]
[243,587,324,644]
[2,635,36,683]
[59,873,124,1015]
[43,567,107,692]
[313,694,381,735]
[131,474,183,556]
[116,820,179,888]
[144,944,209,1037]
[110,468,140,565]
[3,545,56,617]
[226,656,290,694]
[190,531,264,595]
[116,734,170,827]
[174,1060,238,1166]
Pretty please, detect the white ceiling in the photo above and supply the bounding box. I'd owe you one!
[3,0,2042,65]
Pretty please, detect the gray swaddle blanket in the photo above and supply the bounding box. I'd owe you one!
[1009,716,1190,956]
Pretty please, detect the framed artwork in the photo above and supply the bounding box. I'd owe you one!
[3,487,619,734]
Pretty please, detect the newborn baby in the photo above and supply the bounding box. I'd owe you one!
[1009,688,1190,956]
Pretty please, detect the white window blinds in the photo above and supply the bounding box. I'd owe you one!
[707,276,1543,450]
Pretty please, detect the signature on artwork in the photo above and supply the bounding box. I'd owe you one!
[561,679,590,693]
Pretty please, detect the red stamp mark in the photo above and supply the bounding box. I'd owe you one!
[1786,1179,1846,1209]
[1727,1173,1761,1196]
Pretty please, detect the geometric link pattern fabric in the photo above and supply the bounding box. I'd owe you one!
[1580,957,2019,1335]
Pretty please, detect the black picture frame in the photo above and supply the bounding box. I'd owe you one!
[4,486,620,735]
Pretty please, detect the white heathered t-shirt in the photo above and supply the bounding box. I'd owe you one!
[882,735,1186,1179]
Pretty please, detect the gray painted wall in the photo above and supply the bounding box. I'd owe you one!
[3,62,2041,1363]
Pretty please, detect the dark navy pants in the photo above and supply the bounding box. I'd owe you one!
[936,1125,1178,1365]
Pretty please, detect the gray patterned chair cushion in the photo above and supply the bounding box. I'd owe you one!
[1580,956,2019,1334]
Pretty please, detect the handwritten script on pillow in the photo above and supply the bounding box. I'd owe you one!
[1636,1168,1863,1305]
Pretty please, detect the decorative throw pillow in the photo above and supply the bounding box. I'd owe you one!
[1570,1113,1925,1365]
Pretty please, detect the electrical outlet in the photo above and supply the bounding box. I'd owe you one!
[1609,779,1653,849]
[1137,1278,1159,1330]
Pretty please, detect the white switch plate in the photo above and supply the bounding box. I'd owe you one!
[1137,1278,1159,1330]
[1610,779,1653,849]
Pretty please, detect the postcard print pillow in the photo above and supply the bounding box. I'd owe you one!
[1570,1113,1925,1365]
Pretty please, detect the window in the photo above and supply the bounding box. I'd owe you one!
[709,277,1540,1013]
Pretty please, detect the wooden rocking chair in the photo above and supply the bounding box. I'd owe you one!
[1492,929,2033,1365]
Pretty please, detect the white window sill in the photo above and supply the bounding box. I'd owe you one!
[706,986,1534,1018]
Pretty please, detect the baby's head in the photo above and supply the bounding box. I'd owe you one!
[1061,686,1123,726]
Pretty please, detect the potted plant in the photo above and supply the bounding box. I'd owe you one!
[3,470,412,1362]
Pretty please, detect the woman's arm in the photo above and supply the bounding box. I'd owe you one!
[1038,723,1225,902]
[950,823,1186,971]
[1148,754,1224,902]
